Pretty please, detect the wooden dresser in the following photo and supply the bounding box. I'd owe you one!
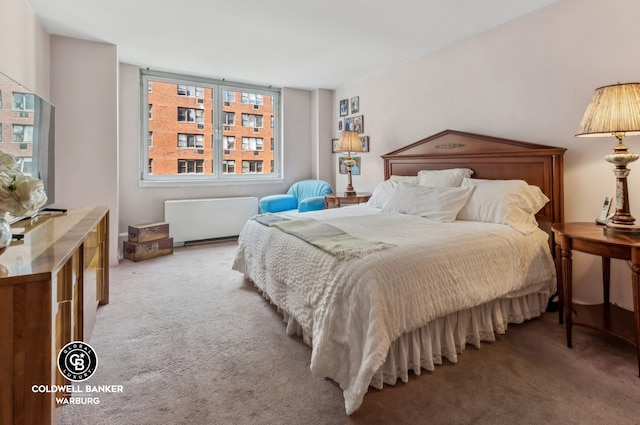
[0,206,109,425]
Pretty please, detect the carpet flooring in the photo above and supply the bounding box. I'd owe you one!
[59,240,640,425]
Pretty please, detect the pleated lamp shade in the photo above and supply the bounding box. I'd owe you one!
[337,131,363,156]
[576,83,640,138]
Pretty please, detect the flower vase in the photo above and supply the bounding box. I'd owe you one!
[0,217,12,255]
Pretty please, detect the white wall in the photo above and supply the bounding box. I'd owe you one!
[50,36,119,265]
[334,0,640,309]
[0,0,50,97]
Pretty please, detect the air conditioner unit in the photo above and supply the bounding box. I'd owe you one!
[224,126,230,131]
[224,150,230,155]
[253,128,260,133]
[253,104,259,110]
[254,151,260,156]
[197,149,204,154]
[19,143,28,150]
[197,124,204,129]
[197,98,204,104]
[19,112,29,118]
[224,101,230,107]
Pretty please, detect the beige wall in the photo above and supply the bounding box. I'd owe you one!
[333,0,640,308]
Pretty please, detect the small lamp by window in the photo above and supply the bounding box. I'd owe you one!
[336,130,364,196]
[576,82,640,234]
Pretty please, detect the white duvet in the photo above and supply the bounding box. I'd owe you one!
[232,205,556,414]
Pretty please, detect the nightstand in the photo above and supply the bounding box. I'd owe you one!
[324,192,372,208]
[552,222,640,376]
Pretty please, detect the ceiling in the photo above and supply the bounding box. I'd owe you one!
[26,0,559,90]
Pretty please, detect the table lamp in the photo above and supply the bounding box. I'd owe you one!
[576,82,640,234]
[336,130,364,196]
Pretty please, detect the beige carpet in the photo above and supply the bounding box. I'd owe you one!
[60,241,640,425]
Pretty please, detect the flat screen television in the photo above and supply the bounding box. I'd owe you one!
[0,72,55,220]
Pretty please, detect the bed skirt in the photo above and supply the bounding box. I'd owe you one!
[257,286,548,389]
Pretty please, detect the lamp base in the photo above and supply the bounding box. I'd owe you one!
[343,189,356,196]
[604,222,640,236]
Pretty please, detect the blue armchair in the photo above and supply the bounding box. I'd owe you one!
[259,180,333,213]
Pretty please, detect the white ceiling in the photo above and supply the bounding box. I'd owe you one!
[26,0,558,90]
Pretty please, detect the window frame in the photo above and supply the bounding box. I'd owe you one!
[140,69,282,187]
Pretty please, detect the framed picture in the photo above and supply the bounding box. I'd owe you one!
[338,156,361,175]
[332,138,339,153]
[352,115,364,134]
[359,136,369,152]
[339,99,348,116]
[350,96,360,114]
[344,117,353,131]
[337,118,344,132]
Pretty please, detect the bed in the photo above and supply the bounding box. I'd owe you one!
[232,129,566,414]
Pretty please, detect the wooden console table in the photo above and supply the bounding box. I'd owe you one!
[552,222,640,376]
[0,206,110,425]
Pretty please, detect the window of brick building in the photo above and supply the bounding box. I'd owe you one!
[140,69,280,185]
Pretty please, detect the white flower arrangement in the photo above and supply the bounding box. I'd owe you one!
[0,151,47,217]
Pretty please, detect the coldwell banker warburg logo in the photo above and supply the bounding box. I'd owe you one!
[57,341,98,382]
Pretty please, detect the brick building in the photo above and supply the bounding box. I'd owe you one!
[0,80,35,174]
[147,81,274,175]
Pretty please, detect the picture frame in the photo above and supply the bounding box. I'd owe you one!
[339,99,348,116]
[337,118,344,132]
[352,115,364,134]
[332,138,339,153]
[338,156,361,175]
[350,96,360,114]
[344,117,353,131]
[359,136,369,152]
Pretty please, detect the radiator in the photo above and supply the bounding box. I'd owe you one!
[164,197,258,246]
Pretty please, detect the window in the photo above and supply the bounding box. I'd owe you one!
[223,136,235,150]
[223,160,235,174]
[177,84,201,97]
[242,160,263,173]
[223,112,235,126]
[242,137,263,151]
[222,90,235,102]
[241,92,263,105]
[242,113,263,128]
[178,133,204,148]
[12,124,33,142]
[12,92,34,111]
[177,159,204,174]
[141,69,281,185]
[177,107,204,123]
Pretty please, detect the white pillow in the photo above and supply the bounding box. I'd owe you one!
[367,179,397,209]
[417,168,474,187]
[381,181,475,222]
[456,178,549,234]
[389,175,419,185]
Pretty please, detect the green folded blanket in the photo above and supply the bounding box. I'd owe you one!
[265,216,392,258]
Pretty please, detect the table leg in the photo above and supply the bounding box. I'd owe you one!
[632,263,640,377]
[555,242,563,324]
[561,248,573,348]
[602,257,611,328]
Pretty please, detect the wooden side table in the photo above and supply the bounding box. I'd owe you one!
[552,222,640,376]
[324,192,372,208]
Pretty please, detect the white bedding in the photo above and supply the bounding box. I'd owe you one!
[232,205,556,414]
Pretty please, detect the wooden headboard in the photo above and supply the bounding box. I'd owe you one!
[381,130,566,227]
